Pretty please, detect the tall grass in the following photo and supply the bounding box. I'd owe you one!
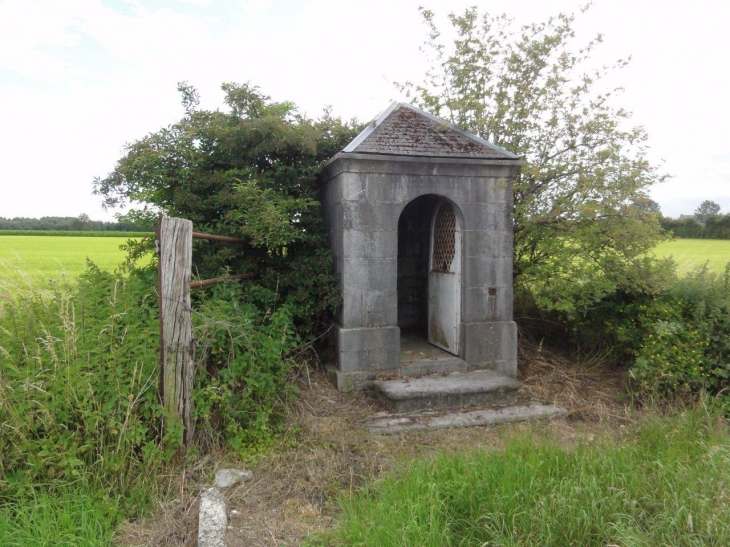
[0,262,169,545]
[336,410,730,546]
[0,487,118,547]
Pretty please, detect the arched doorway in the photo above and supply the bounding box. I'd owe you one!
[397,195,462,356]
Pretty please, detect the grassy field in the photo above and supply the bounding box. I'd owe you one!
[654,238,730,275]
[0,230,153,237]
[0,235,147,283]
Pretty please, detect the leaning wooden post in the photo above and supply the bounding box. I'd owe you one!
[157,216,195,449]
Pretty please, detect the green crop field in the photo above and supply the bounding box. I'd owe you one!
[653,238,730,275]
[0,235,148,285]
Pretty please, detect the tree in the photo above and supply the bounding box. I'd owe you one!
[634,198,662,214]
[397,6,670,315]
[694,200,721,226]
[77,213,90,230]
[94,82,362,337]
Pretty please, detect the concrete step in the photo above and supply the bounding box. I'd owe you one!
[368,403,567,434]
[374,370,521,413]
[400,356,468,377]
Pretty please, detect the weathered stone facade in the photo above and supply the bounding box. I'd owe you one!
[320,103,522,390]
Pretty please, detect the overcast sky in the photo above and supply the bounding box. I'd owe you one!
[1,0,728,221]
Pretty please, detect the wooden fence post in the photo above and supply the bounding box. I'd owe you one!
[158,216,195,448]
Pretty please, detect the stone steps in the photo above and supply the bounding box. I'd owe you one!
[368,403,567,434]
[373,369,521,413]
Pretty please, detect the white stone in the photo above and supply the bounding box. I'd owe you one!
[214,468,253,488]
[198,487,227,547]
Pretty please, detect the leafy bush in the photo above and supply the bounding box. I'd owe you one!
[192,281,301,456]
[94,82,360,341]
[569,263,730,401]
[399,6,669,320]
[628,265,730,398]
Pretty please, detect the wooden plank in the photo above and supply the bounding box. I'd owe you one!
[190,272,255,289]
[192,231,246,243]
[158,216,195,448]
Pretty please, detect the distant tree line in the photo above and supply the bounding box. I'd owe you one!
[660,215,730,240]
[0,215,153,232]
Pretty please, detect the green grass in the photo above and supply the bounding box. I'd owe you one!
[0,487,118,547]
[654,238,730,275]
[334,410,730,547]
[0,235,147,282]
[0,230,153,237]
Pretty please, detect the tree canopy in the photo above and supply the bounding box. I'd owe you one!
[694,200,722,226]
[397,6,670,315]
[94,82,362,336]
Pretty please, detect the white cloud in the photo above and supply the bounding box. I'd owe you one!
[179,0,213,6]
[1,0,729,221]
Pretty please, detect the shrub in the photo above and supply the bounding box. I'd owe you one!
[626,266,730,398]
[192,281,301,456]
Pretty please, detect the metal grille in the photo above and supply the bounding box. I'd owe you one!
[432,204,456,272]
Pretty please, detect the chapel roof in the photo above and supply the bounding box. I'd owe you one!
[343,102,519,160]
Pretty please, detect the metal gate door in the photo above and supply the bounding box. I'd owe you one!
[428,201,461,354]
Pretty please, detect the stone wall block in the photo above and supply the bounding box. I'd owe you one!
[365,289,398,326]
[472,177,490,204]
[393,176,473,207]
[489,202,512,231]
[494,284,514,321]
[367,257,397,291]
[343,230,367,258]
[342,201,370,230]
[462,285,513,323]
[368,230,397,259]
[372,203,399,231]
[366,175,396,202]
[463,286,488,323]
[463,256,512,289]
[343,229,397,259]
[336,326,401,371]
[343,201,400,231]
[487,177,512,204]
[340,289,365,328]
[341,172,367,202]
[461,321,518,377]
[462,204,499,231]
[342,259,370,290]
[463,229,512,259]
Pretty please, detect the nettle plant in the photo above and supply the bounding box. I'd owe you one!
[0,263,167,502]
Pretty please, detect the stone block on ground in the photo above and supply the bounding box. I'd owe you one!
[198,487,227,547]
[214,468,253,489]
[368,403,567,434]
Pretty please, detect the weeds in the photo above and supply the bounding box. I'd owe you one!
[0,485,118,547]
[0,262,168,519]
